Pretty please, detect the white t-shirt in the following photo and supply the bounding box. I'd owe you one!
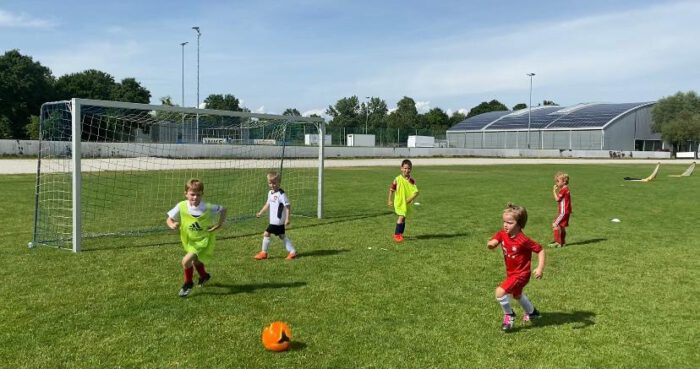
[167,201,222,220]
[267,189,290,225]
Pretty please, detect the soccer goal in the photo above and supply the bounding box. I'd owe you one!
[32,98,326,252]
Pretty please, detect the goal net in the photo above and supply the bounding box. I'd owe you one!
[32,98,325,252]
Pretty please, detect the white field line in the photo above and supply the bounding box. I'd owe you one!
[0,158,694,174]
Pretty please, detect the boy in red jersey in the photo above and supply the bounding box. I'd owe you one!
[487,204,545,331]
[550,171,572,247]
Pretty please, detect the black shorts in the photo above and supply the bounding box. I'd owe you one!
[266,224,286,236]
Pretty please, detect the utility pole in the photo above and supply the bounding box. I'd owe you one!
[526,72,536,149]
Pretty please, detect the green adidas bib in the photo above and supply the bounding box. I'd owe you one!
[178,201,215,263]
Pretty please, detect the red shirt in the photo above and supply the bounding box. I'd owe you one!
[491,230,542,277]
[556,185,572,216]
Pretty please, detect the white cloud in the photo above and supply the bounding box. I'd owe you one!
[356,1,700,109]
[446,108,469,116]
[414,100,431,113]
[255,106,266,114]
[302,108,329,119]
[0,9,55,28]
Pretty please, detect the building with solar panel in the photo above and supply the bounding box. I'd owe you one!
[446,102,665,152]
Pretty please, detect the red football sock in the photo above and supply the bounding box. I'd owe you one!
[560,227,567,245]
[553,228,561,244]
[195,263,207,277]
[184,267,194,283]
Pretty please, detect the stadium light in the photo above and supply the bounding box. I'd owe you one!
[192,26,201,143]
[180,42,188,107]
[526,72,536,149]
[365,96,371,134]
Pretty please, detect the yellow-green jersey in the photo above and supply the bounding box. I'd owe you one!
[391,174,418,217]
[167,200,222,263]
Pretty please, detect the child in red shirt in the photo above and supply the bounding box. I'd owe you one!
[487,203,546,331]
[550,171,572,247]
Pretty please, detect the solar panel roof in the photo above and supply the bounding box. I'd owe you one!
[448,102,654,131]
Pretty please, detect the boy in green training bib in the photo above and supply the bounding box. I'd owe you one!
[167,179,227,297]
[387,159,419,242]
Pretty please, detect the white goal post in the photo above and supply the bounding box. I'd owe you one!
[32,98,326,252]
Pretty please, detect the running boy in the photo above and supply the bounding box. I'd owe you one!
[255,171,297,260]
[487,203,545,331]
[167,178,227,298]
[387,159,419,242]
[550,171,572,247]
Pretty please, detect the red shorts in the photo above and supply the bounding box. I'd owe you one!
[553,214,570,227]
[500,274,530,297]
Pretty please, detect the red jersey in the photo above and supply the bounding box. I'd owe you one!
[556,185,572,216]
[491,230,543,277]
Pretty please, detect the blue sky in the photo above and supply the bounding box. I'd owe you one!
[2,0,699,117]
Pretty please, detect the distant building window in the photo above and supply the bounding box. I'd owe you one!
[635,139,662,151]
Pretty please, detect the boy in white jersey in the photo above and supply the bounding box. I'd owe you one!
[255,171,297,260]
[166,178,227,297]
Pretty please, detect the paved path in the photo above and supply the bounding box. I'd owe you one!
[1,157,694,175]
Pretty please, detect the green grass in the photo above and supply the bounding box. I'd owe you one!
[1,164,698,368]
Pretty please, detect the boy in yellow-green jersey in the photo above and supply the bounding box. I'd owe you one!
[167,179,227,297]
[387,159,419,242]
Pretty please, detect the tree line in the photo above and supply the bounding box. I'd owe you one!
[0,49,538,141]
[2,49,697,149]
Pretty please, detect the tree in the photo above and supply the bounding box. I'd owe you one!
[362,97,388,131]
[448,111,466,127]
[387,96,418,129]
[283,108,301,116]
[0,115,12,139]
[512,103,527,111]
[112,78,151,103]
[326,96,361,128]
[55,70,151,105]
[203,94,242,111]
[55,69,116,101]
[0,50,56,139]
[542,100,558,106]
[651,91,700,151]
[421,107,449,133]
[160,96,175,106]
[466,99,508,118]
[25,115,40,139]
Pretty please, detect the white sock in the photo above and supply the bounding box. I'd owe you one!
[517,294,534,315]
[262,237,270,253]
[283,236,296,253]
[497,295,514,315]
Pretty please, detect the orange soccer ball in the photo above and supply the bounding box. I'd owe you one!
[261,321,292,352]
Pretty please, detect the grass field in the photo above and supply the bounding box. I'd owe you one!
[1,163,698,368]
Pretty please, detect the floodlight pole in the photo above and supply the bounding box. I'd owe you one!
[526,72,535,149]
[180,42,188,107]
[365,96,371,134]
[193,26,201,143]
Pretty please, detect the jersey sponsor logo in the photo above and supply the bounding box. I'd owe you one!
[189,222,203,231]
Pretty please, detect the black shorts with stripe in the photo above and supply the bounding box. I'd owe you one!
[266,224,286,236]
